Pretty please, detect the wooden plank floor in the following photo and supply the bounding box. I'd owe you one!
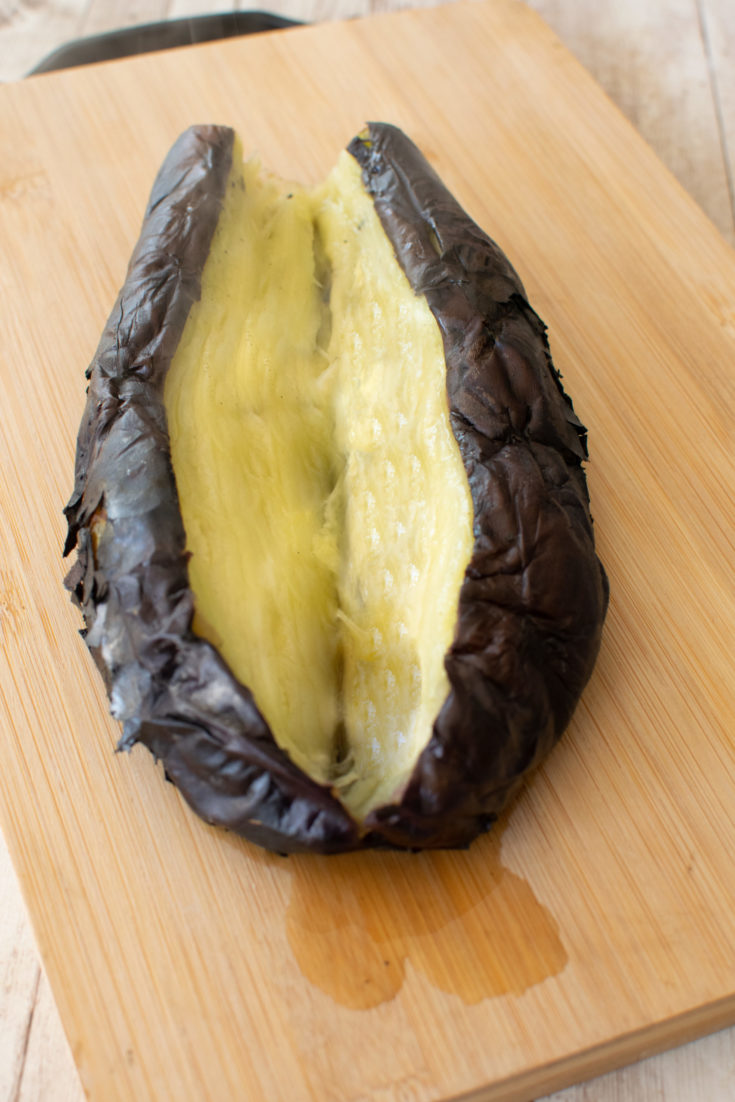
[1,2,734,1101]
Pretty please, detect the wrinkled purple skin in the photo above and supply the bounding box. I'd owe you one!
[64,122,608,854]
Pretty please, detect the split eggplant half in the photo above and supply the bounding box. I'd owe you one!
[64,122,609,854]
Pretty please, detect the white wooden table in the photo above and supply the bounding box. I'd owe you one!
[1,2,734,1100]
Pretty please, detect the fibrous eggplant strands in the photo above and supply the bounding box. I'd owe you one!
[164,146,475,821]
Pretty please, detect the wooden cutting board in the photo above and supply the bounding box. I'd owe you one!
[2,2,735,1099]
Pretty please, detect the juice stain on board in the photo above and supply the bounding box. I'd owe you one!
[283,823,567,1009]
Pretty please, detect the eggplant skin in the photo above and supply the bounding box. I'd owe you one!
[350,125,609,847]
[64,122,608,854]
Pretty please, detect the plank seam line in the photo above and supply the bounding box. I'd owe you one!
[77,0,103,41]
[695,0,735,233]
[9,964,41,1102]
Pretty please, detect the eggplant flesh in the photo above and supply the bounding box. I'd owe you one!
[164,145,474,821]
[64,123,609,854]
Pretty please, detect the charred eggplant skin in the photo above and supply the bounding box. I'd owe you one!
[351,124,608,847]
[64,122,608,854]
[64,125,360,855]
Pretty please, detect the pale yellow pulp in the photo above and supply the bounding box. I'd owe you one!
[164,146,474,820]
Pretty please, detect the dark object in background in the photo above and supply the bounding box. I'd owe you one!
[29,12,301,76]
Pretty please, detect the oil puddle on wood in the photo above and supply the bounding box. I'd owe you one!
[284,825,567,1009]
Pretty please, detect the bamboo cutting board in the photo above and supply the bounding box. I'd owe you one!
[2,2,735,1099]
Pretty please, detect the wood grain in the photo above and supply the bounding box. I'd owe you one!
[0,0,86,80]
[0,835,82,1102]
[530,0,735,244]
[547,1027,735,1102]
[80,0,172,35]
[699,0,735,223]
[4,2,735,1102]
[1,0,734,251]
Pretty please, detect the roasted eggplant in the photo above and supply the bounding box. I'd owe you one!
[64,122,608,854]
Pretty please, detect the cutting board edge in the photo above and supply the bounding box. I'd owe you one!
[453,993,735,1102]
[11,0,735,275]
[3,2,735,1100]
